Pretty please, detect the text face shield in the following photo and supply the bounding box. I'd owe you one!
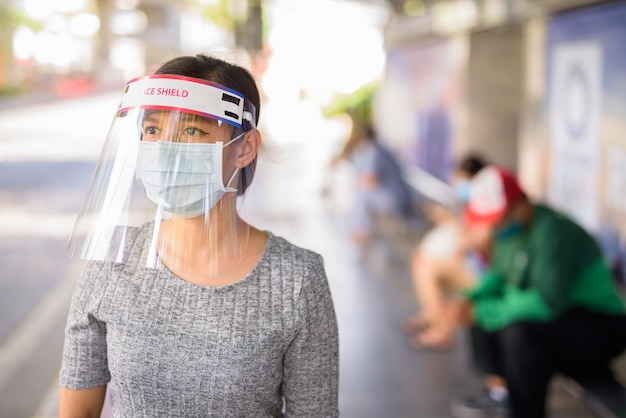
[68,75,257,274]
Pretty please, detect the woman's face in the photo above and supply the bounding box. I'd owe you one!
[139,110,243,192]
[141,110,236,144]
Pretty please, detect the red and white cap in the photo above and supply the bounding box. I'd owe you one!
[464,165,526,227]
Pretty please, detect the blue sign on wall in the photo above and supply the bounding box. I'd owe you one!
[547,0,626,283]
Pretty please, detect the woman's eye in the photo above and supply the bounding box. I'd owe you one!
[182,127,202,136]
[143,126,160,136]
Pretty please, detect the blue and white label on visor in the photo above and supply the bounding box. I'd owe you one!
[117,75,248,128]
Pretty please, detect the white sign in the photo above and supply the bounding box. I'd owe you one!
[548,41,602,232]
[607,147,626,214]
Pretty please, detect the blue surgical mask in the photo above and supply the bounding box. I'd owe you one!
[454,180,471,203]
[135,136,240,218]
[494,220,523,240]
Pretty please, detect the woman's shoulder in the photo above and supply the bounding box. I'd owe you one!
[259,233,327,292]
[260,233,332,312]
[78,223,150,289]
[264,232,324,267]
[102,223,151,265]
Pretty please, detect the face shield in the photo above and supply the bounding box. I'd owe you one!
[68,75,257,276]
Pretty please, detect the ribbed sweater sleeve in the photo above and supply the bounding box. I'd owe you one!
[60,261,111,389]
[283,254,339,417]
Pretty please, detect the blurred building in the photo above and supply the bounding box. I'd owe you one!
[374,0,626,281]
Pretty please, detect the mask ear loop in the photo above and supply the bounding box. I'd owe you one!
[223,131,245,148]
[222,131,245,192]
[223,106,255,193]
[224,168,240,192]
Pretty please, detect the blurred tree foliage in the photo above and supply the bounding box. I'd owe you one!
[199,0,264,53]
[324,83,378,128]
[0,6,42,30]
[200,0,236,31]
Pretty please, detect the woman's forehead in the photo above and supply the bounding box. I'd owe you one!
[142,109,219,125]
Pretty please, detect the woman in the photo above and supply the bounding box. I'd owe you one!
[59,54,339,417]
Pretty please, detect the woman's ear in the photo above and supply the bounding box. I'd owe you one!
[235,129,262,168]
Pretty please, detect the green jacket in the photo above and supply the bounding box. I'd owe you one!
[466,204,625,332]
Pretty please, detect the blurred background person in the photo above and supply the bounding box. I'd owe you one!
[403,153,490,350]
[448,165,626,418]
[329,111,417,246]
[323,85,420,248]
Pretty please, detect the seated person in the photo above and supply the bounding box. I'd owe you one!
[448,165,626,418]
[403,154,489,350]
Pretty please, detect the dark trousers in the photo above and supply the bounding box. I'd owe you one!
[469,309,626,418]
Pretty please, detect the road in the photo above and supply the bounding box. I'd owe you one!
[0,92,119,417]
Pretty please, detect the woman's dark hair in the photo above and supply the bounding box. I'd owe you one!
[155,54,260,125]
[154,54,261,194]
[457,153,488,177]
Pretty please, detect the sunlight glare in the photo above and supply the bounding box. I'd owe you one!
[261,0,389,144]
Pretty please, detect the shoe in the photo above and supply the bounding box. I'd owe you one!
[450,392,509,418]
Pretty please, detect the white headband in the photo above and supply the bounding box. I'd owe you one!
[117,75,252,128]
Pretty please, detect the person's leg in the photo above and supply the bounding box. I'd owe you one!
[468,325,504,378]
[469,325,509,397]
[350,187,375,245]
[498,323,555,418]
[497,310,626,418]
[406,247,477,349]
[406,251,447,327]
[406,223,471,321]
[351,186,398,245]
[406,255,459,349]
[451,326,509,417]
[546,309,626,375]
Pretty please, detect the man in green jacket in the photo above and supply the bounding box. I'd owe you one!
[450,165,626,418]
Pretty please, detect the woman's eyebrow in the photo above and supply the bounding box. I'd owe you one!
[181,114,215,125]
[142,112,217,127]
[142,113,162,124]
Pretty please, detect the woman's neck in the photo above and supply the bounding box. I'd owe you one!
[155,200,267,285]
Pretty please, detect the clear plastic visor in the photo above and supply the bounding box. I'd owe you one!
[68,76,257,278]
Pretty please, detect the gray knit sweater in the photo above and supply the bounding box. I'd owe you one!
[60,227,339,417]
